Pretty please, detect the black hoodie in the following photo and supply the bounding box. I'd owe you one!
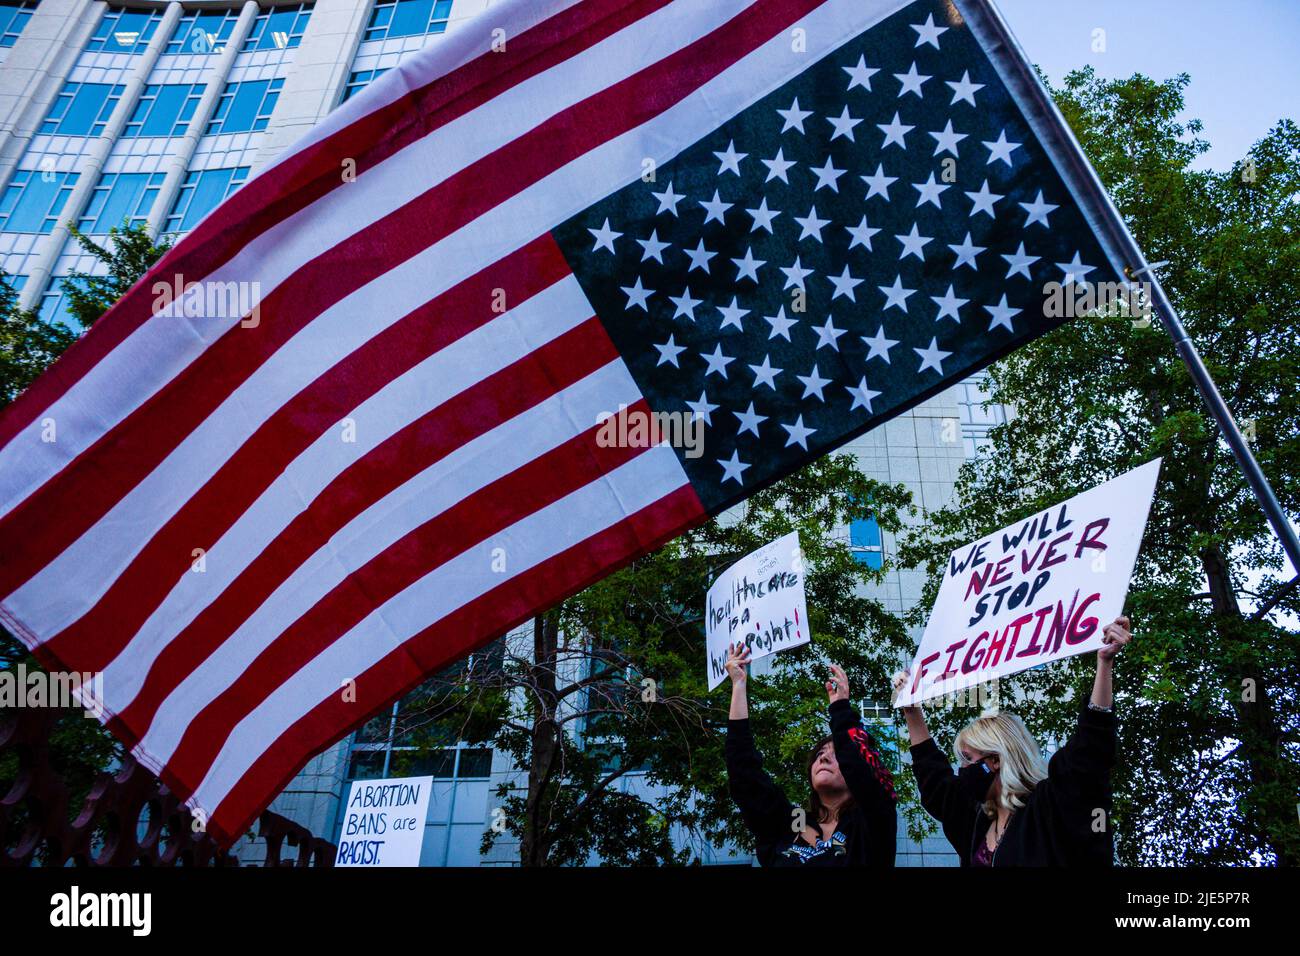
[910,700,1116,867]
[726,699,897,867]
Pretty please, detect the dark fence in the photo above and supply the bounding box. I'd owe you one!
[1,705,335,867]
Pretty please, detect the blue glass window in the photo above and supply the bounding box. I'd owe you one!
[122,83,205,137]
[0,169,79,233]
[364,0,452,41]
[850,516,883,569]
[164,166,250,232]
[38,275,88,324]
[40,82,124,137]
[85,6,163,54]
[243,2,312,51]
[341,68,388,102]
[166,9,239,55]
[1,274,28,294]
[205,77,283,135]
[0,0,37,49]
[78,171,165,233]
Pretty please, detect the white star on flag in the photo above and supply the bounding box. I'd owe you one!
[734,402,767,437]
[983,129,1021,166]
[846,377,882,412]
[894,62,930,97]
[863,325,900,362]
[947,71,985,106]
[714,140,747,176]
[718,450,749,485]
[781,415,817,450]
[651,181,684,215]
[911,13,948,49]
[843,54,879,91]
[914,337,952,374]
[931,285,968,323]
[985,294,1022,332]
[620,277,653,310]
[588,218,621,253]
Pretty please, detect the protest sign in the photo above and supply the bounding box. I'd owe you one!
[334,774,433,867]
[895,459,1161,707]
[706,531,810,690]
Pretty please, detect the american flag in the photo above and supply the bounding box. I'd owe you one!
[0,0,1126,845]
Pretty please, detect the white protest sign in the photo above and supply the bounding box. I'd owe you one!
[706,530,810,690]
[896,459,1161,707]
[334,774,433,867]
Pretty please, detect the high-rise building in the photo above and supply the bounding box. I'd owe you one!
[1,0,1004,866]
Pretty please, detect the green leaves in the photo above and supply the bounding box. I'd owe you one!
[900,71,1300,865]
[62,222,172,329]
[0,272,75,407]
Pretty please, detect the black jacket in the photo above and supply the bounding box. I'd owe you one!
[910,701,1116,867]
[726,699,897,867]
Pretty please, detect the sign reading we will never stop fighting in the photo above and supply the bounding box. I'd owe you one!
[895,459,1162,707]
[706,531,810,690]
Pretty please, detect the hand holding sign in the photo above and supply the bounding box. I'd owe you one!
[725,642,752,687]
[826,662,850,704]
[1098,615,1132,662]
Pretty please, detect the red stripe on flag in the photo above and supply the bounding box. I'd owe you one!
[201,482,706,846]
[0,0,822,596]
[0,0,675,451]
[106,318,621,747]
[0,235,569,600]
[161,399,660,797]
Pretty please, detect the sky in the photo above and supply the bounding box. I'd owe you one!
[996,1,1300,584]
[994,0,1300,170]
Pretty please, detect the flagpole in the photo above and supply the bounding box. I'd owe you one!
[962,0,1300,575]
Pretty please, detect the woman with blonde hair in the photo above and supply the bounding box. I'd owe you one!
[893,616,1131,867]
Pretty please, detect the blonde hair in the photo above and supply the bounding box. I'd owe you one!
[954,712,1049,815]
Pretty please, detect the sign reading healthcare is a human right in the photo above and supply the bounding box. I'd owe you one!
[895,459,1161,707]
[335,775,432,867]
[706,531,810,690]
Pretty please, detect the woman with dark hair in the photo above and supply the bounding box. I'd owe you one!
[724,642,897,866]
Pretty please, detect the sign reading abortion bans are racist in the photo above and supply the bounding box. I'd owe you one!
[334,775,432,867]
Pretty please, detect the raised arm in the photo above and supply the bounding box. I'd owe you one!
[724,643,796,843]
[892,669,932,747]
[1049,617,1129,788]
[892,670,979,854]
[826,664,898,813]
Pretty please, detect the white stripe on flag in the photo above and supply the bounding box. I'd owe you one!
[133,357,643,764]
[6,0,903,628]
[194,443,689,817]
[0,0,761,519]
[269,0,585,160]
[8,273,594,639]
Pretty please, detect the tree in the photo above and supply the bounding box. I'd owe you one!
[0,272,75,406]
[897,70,1300,866]
[61,222,172,328]
[1,224,169,855]
[0,221,169,405]
[389,453,916,865]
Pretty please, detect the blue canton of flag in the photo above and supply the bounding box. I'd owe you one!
[553,0,1118,513]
